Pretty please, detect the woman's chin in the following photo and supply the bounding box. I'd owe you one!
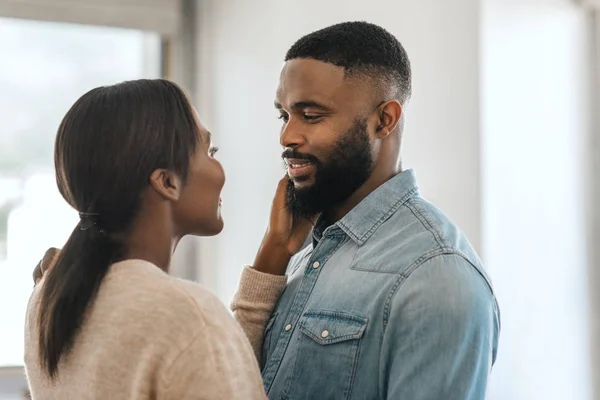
[211,220,225,236]
[185,214,224,237]
[202,218,224,237]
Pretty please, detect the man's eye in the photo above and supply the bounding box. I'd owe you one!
[209,146,219,156]
[304,114,321,121]
[278,114,289,123]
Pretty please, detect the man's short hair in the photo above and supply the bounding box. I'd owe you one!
[285,21,412,104]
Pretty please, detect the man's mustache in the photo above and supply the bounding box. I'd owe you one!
[281,149,319,164]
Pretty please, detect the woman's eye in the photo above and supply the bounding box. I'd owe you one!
[278,114,289,123]
[209,146,219,156]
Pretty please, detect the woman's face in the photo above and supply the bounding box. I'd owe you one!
[172,119,226,237]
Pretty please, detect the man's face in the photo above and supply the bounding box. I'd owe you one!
[275,59,376,219]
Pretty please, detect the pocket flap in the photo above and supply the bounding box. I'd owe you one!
[298,311,368,345]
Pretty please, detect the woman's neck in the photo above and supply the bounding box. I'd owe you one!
[125,210,177,272]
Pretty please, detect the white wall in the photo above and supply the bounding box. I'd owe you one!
[482,1,592,399]
[192,0,483,303]
[589,11,600,400]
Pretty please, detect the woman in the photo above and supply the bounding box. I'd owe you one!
[24,79,310,399]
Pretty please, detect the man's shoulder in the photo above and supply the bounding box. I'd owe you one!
[383,252,500,364]
[392,195,474,252]
[371,200,498,321]
[355,195,482,274]
[350,250,496,330]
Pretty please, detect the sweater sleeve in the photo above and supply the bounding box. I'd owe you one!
[230,267,287,362]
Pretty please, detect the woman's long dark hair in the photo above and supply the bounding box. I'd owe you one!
[38,79,199,378]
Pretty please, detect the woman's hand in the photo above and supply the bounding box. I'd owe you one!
[266,176,317,256]
[33,247,60,285]
[253,176,317,275]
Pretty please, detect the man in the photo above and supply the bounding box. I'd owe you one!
[231,21,500,399]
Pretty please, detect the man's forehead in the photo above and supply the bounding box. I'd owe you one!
[281,59,345,84]
[275,59,348,105]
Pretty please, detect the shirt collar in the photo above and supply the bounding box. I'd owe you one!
[312,169,419,246]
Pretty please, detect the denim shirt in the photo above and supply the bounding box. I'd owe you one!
[260,170,500,400]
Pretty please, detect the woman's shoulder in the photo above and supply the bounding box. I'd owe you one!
[103,259,232,329]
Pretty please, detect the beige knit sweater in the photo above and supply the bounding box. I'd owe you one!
[24,260,266,400]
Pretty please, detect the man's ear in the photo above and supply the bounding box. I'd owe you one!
[149,169,182,202]
[374,100,403,139]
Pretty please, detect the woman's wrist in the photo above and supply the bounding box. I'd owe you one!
[252,236,291,276]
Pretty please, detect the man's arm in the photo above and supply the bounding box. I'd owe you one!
[231,267,287,362]
[381,254,500,400]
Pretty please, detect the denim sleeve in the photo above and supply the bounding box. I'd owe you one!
[381,254,500,400]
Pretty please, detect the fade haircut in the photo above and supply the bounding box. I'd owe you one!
[285,21,412,104]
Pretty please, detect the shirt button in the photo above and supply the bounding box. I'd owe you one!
[312,261,321,269]
[285,324,292,331]
[321,330,329,338]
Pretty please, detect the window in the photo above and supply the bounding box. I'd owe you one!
[0,17,161,368]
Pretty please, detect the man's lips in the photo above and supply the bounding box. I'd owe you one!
[285,158,315,179]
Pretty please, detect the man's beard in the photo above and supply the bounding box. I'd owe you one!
[284,119,373,221]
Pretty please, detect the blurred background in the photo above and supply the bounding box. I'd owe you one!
[0,0,598,399]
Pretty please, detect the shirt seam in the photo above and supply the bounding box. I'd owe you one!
[381,251,497,334]
[339,186,419,245]
[404,197,497,294]
[404,198,446,249]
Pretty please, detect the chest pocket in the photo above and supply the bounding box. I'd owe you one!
[281,311,368,400]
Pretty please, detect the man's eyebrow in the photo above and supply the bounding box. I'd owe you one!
[274,100,333,112]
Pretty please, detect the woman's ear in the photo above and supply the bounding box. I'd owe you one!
[149,169,182,202]
[375,100,403,139]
